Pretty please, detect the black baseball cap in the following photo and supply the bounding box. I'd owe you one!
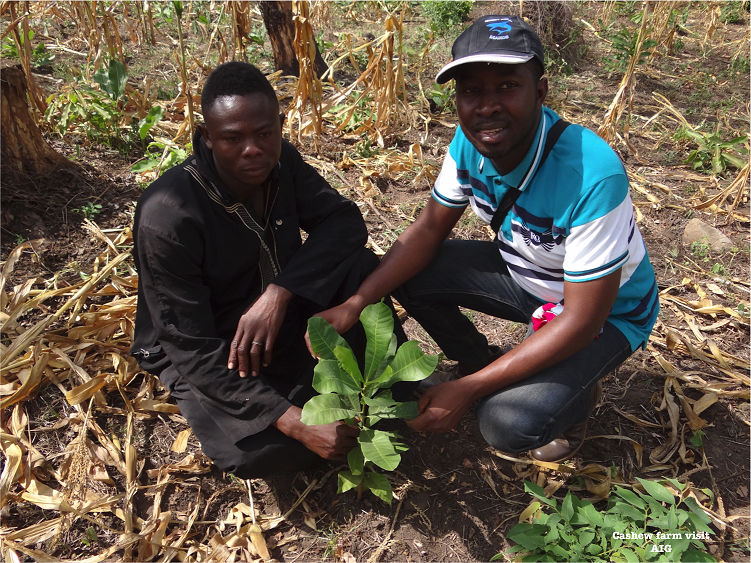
[435,15,545,84]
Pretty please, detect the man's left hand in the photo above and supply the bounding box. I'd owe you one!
[228,283,293,377]
[406,380,474,434]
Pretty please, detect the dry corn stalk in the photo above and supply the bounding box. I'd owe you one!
[324,9,413,145]
[597,1,653,148]
[286,0,324,146]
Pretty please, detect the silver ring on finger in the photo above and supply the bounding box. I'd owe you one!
[252,340,265,347]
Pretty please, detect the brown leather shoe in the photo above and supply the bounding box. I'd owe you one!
[529,381,603,463]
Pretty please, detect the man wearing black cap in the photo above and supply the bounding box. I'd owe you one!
[313,15,658,462]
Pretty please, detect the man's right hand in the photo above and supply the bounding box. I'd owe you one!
[305,298,364,357]
[274,406,358,460]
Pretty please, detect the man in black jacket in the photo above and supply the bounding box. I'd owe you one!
[131,62,382,477]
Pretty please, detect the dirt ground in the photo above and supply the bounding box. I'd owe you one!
[1,2,749,562]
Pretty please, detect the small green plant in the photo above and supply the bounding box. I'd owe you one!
[674,125,749,175]
[44,60,138,150]
[422,1,474,33]
[2,29,55,68]
[427,82,455,114]
[73,202,103,220]
[137,105,165,141]
[690,239,711,262]
[81,526,98,546]
[354,139,378,158]
[602,26,657,74]
[301,302,438,504]
[328,94,375,132]
[131,140,190,180]
[719,1,748,24]
[710,262,725,275]
[496,479,716,562]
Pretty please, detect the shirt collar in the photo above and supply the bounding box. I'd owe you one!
[477,110,547,192]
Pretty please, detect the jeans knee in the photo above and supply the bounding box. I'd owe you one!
[476,401,550,453]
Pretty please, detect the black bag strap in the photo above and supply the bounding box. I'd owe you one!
[490,119,570,233]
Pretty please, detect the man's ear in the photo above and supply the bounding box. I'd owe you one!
[537,76,548,106]
[197,123,212,149]
[278,111,285,132]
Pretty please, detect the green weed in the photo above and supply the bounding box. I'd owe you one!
[710,262,725,275]
[602,25,657,75]
[421,1,473,33]
[427,82,455,114]
[719,2,748,24]
[2,28,55,68]
[495,479,716,562]
[690,239,710,262]
[81,526,98,546]
[73,202,103,220]
[674,125,749,175]
[132,141,190,181]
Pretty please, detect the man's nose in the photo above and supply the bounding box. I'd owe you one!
[476,93,502,116]
[241,139,262,157]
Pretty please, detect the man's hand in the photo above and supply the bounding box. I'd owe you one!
[228,283,293,377]
[304,297,365,357]
[407,379,475,434]
[274,406,358,460]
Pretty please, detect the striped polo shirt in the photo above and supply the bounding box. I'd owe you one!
[432,106,659,351]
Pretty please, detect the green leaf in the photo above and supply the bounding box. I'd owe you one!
[608,500,645,523]
[337,470,362,493]
[392,400,419,420]
[561,492,574,521]
[307,316,350,361]
[616,547,640,563]
[312,359,360,395]
[637,478,676,505]
[523,480,557,508]
[138,105,164,140]
[682,547,716,562]
[578,529,595,546]
[333,344,364,386]
[300,394,357,425]
[347,447,364,475]
[94,59,128,100]
[379,340,439,387]
[358,428,400,471]
[508,523,548,550]
[363,471,392,504]
[363,390,398,420]
[578,502,604,528]
[360,302,394,382]
[682,498,714,534]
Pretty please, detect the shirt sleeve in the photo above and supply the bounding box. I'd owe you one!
[431,132,470,209]
[272,144,369,307]
[563,174,633,283]
[136,217,292,444]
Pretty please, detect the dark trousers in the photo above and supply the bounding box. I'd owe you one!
[393,240,632,453]
[161,248,406,478]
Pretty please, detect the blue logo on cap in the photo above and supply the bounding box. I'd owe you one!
[486,21,512,37]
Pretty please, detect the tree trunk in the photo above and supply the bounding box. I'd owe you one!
[0,64,70,181]
[260,1,327,78]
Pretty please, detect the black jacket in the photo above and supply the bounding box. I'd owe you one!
[131,133,368,442]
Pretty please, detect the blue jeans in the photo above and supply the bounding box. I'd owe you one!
[394,240,632,453]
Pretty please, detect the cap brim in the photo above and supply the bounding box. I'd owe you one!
[435,53,534,83]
